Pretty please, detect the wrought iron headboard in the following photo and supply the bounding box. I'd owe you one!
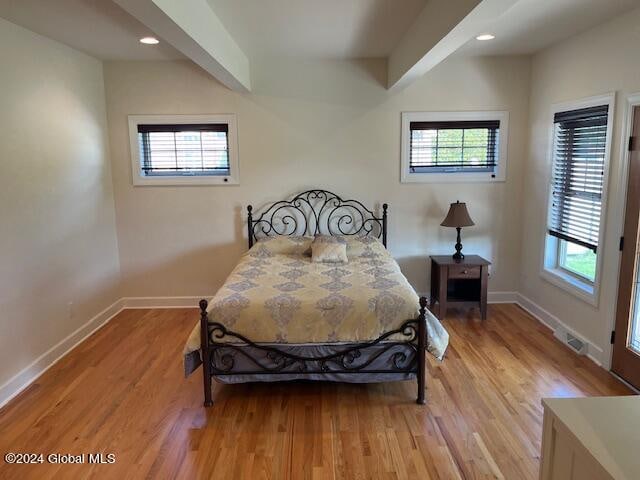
[247,189,387,249]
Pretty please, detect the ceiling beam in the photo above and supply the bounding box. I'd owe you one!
[387,0,519,91]
[114,0,251,92]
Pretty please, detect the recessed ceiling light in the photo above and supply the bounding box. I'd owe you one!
[476,34,495,41]
[139,37,159,45]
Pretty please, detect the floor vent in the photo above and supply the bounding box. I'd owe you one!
[566,333,587,355]
[553,324,589,356]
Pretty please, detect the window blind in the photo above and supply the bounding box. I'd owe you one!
[137,124,229,176]
[548,105,609,252]
[409,120,499,173]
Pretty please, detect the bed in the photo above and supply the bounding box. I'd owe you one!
[184,190,449,406]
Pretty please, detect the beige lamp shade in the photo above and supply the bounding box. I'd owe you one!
[440,201,475,228]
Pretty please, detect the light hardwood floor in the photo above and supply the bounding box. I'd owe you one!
[0,304,631,479]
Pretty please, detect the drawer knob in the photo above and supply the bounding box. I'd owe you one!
[462,270,468,274]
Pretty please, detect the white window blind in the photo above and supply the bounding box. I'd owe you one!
[409,120,500,174]
[548,105,609,252]
[137,124,229,176]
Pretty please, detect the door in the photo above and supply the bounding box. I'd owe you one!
[612,106,640,387]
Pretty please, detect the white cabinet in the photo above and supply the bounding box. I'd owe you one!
[540,396,639,480]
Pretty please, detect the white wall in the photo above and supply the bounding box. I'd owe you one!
[520,8,640,365]
[104,55,531,299]
[0,19,121,399]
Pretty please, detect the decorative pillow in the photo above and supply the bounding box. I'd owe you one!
[311,236,348,263]
[254,236,313,256]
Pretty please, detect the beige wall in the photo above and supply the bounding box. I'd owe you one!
[0,19,121,395]
[3,4,636,398]
[104,55,531,299]
[520,8,640,364]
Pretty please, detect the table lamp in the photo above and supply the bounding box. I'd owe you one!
[441,201,475,260]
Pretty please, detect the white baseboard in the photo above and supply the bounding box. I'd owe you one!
[0,298,125,410]
[488,291,519,304]
[121,294,607,369]
[0,291,607,411]
[0,296,207,410]
[122,296,208,309]
[516,293,605,366]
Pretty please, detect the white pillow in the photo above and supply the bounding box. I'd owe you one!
[254,236,313,255]
[311,236,348,263]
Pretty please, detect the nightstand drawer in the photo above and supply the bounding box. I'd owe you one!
[449,265,481,279]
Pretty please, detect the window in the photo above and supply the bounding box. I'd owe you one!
[401,111,509,183]
[409,120,499,173]
[558,241,597,282]
[542,95,614,303]
[138,124,229,176]
[128,114,239,185]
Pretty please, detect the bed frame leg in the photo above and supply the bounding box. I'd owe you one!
[416,296,427,405]
[200,299,213,407]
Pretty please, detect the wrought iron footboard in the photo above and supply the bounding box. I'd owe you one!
[199,297,428,406]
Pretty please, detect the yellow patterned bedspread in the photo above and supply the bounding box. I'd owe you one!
[184,237,448,359]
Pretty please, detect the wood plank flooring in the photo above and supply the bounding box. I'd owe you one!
[0,304,631,479]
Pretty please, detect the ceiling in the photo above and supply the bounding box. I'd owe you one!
[0,0,182,60]
[1,0,638,62]
[458,0,640,56]
[207,0,427,60]
[0,0,639,91]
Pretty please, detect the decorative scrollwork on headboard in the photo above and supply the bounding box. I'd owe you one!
[247,189,387,249]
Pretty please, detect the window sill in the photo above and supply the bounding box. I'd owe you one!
[540,267,599,307]
[132,175,239,186]
[400,172,504,183]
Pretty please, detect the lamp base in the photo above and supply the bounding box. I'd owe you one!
[452,227,464,260]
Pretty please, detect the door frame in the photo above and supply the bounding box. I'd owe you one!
[606,93,640,369]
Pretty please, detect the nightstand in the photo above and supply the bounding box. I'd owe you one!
[429,255,490,320]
